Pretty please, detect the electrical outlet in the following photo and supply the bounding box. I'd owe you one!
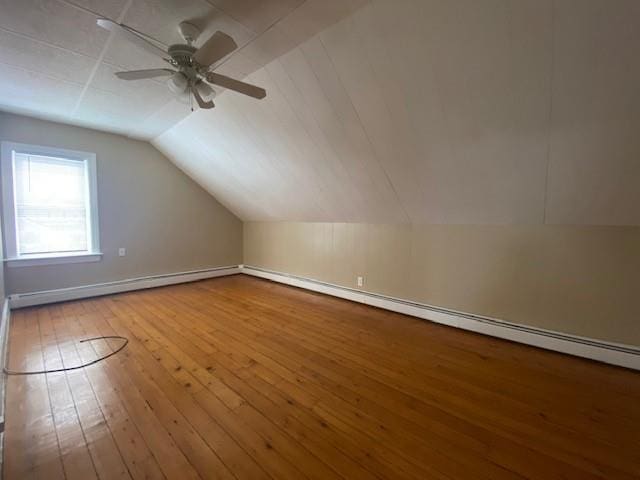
[118,248,126,257]
[357,276,364,287]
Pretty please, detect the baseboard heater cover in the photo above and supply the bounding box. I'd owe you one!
[241,265,640,371]
[9,265,241,308]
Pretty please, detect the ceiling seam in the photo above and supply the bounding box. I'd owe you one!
[0,30,166,107]
[0,61,86,86]
[277,52,368,221]
[317,31,411,224]
[127,102,178,140]
[200,0,254,35]
[0,23,164,86]
[258,65,335,221]
[70,0,135,117]
[415,3,459,225]
[347,13,418,224]
[542,0,556,226]
[0,25,98,60]
[55,0,114,18]
[217,88,310,220]
[299,41,384,223]
[212,0,309,72]
[348,3,422,224]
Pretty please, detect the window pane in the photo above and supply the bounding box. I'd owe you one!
[13,153,89,255]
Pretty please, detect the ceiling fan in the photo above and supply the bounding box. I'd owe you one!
[96,19,266,109]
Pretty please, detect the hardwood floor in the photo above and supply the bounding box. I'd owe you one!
[3,275,640,480]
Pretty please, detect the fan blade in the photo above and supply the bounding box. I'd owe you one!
[193,31,237,67]
[191,86,215,109]
[115,69,175,80]
[97,18,167,59]
[205,72,266,99]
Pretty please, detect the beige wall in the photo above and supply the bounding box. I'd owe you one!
[0,112,242,295]
[0,220,4,301]
[234,2,640,350]
[244,222,640,346]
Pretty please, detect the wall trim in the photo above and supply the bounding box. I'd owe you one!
[9,266,241,308]
[1,298,10,437]
[241,265,640,371]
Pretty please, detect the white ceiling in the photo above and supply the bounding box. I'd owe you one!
[154,0,640,225]
[2,0,640,226]
[0,0,363,139]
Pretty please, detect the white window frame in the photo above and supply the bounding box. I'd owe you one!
[1,141,102,267]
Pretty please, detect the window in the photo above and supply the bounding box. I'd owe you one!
[1,142,101,267]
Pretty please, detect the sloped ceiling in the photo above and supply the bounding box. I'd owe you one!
[2,1,639,226]
[154,0,640,225]
[0,0,365,139]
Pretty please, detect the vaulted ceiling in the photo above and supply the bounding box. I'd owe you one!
[2,0,640,225]
[154,0,640,224]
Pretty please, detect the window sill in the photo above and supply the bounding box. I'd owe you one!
[4,252,103,268]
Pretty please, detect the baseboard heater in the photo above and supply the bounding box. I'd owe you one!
[8,265,241,309]
[241,265,640,371]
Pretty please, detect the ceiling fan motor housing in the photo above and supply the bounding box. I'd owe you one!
[168,44,198,67]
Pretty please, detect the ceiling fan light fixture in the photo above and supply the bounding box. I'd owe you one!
[167,72,188,94]
[196,81,215,100]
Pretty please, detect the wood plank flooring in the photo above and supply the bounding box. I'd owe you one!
[3,274,640,480]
